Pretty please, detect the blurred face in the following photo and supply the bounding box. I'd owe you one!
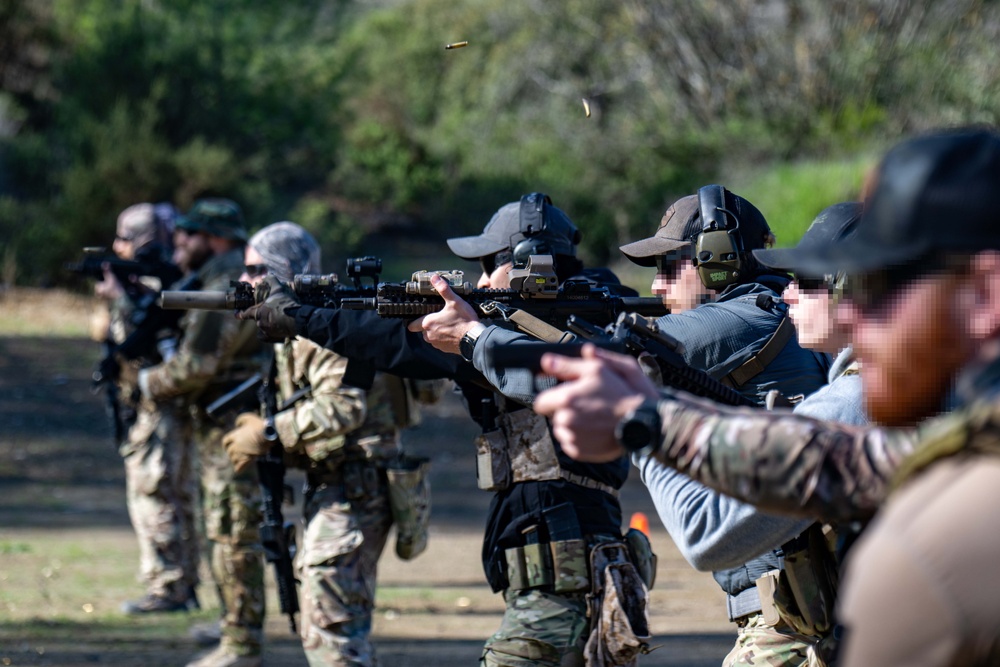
[477,251,514,289]
[837,266,973,426]
[651,250,710,313]
[240,246,269,286]
[783,280,844,353]
[112,233,136,261]
[172,228,211,273]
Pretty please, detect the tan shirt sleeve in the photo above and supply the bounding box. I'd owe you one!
[273,338,367,457]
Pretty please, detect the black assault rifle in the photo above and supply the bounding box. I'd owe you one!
[339,255,666,328]
[79,248,189,444]
[158,256,383,312]
[67,246,183,305]
[205,371,313,634]
[489,312,756,408]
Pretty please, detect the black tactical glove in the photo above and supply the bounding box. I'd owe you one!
[238,275,301,341]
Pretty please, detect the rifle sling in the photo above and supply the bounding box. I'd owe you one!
[508,309,575,343]
[721,316,794,389]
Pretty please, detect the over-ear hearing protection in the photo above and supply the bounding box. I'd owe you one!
[511,192,555,268]
[694,184,744,290]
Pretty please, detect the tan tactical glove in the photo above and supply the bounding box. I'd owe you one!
[238,275,301,341]
[222,412,270,473]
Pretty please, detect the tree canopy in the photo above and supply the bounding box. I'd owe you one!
[2,0,998,285]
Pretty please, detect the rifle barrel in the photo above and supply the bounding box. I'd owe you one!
[159,290,239,310]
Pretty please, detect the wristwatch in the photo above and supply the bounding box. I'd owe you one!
[459,322,488,362]
[614,399,662,457]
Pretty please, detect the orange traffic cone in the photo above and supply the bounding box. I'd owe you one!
[629,511,650,537]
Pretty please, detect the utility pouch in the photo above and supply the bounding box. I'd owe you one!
[755,569,783,627]
[501,409,560,484]
[505,525,554,592]
[623,528,657,590]
[385,454,431,560]
[475,429,511,491]
[583,542,652,667]
[779,525,838,637]
[550,539,589,593]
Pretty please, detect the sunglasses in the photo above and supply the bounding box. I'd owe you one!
[794,276,833,292]
[655,249,693,278]
[841,255,970,313]
[244,264,269,278]
[480,250,513,276]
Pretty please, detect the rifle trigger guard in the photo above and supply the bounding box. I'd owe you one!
[480,300,512,321]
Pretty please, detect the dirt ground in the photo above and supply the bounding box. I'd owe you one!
[0,334,736,666]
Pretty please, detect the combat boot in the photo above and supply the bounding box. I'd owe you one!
[185,646,262,667]
[121,593,192,614]
[189,620,222,646]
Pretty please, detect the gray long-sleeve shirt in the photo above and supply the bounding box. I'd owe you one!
[636,346,866,571]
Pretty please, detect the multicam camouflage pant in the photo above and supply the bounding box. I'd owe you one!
[121,399,200,601]
[481,588,590,667]
[299,474,393,667]
[724,613,820,667]
[197,421,265,656]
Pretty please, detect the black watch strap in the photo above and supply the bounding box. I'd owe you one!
[615,399,662,458]
[459,323,487,362]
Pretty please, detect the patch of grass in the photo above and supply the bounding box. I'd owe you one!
[0,288,99,337]
[731,155,876,246]
[0,541,33,555]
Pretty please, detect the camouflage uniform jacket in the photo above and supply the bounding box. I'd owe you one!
[273,337,405,467]
[649,350,920,525]
[142,248,261,404]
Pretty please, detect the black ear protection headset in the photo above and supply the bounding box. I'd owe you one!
[511,192,555,268]
[693,184,745,290]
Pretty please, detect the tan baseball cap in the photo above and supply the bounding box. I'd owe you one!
[619,195,702,267]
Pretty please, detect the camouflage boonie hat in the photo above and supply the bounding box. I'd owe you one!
[176,198,247,241]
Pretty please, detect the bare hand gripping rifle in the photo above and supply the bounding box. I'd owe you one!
[339,255,666,328]
[489,312,756,408]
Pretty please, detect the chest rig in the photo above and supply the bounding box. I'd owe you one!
[474,394,618,497]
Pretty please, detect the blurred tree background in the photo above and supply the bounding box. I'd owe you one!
[1,0,998,286]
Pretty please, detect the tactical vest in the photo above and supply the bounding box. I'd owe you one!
[475,397,618,498]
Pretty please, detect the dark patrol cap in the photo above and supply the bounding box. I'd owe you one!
[784,128,1000,276]
[753,202,862,275]
[447,196,580,260]
[620,189,773,267]
[175,198,247,241]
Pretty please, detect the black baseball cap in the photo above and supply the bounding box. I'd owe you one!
[779,128,1000,276]
[753,202,862,275]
